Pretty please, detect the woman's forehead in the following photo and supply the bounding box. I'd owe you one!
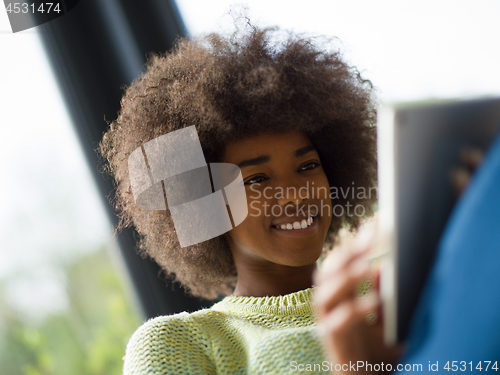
[222,131,315,165]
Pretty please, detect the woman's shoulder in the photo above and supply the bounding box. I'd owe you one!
[128,307,226,338]
[130,311,194,338]
[123,310,219,375]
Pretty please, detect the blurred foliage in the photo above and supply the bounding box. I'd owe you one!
[0,248,142,375]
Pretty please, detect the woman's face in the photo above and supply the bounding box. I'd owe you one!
[222,131,333,271]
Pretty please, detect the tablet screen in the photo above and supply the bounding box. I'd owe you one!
[378,97,500,345]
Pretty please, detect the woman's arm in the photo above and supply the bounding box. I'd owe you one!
[123,314,215,375]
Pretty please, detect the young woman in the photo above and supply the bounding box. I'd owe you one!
[100,25,396,374]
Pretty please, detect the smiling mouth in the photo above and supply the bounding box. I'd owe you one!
[272,212,319,231]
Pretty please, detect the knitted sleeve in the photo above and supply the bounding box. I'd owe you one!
[123,313,216,375]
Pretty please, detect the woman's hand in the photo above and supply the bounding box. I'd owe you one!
[450,147,484,196]
[313,225,402,374]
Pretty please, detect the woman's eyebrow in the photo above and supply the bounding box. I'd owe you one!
[294,144,316,157]
[237,145,316,169]
[238,155,270,169]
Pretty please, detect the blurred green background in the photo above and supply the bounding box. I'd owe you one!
[0,248,141,375]
[0,10,142,375]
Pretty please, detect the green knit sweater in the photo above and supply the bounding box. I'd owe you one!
[123,288,329,374]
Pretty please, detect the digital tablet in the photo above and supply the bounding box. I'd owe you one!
[377,96,500,345]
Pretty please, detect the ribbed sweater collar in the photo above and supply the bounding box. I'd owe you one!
[211,288,314,316]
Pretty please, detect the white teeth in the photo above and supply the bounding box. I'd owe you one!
[275,216,315,230]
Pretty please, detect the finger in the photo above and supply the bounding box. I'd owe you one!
[314,259,371,317]
[318,293,380,337]
[315,225,374,285]
[315,249,368,287]
[449,167,470,195]
[461,147,484,171]
[370,266,381,291]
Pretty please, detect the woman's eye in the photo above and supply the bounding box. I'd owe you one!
[300,162,320,171]
[244,176,267,185]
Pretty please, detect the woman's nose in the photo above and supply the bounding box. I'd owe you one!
[276,185,310,207]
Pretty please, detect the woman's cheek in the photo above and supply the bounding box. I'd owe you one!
[249,199,262,218]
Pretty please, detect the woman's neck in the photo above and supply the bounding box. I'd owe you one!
[232,262,316,297]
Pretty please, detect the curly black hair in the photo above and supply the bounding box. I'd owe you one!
[99,26,377,299]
